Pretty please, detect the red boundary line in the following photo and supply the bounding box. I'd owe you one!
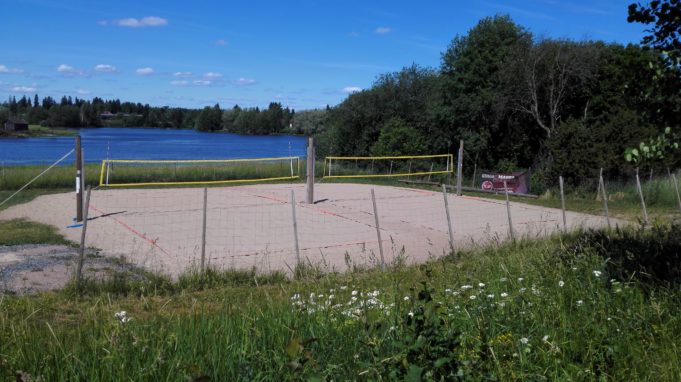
[88,203,172,257]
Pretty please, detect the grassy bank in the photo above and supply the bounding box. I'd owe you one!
[1,226,680,380]
[0,125,76,138]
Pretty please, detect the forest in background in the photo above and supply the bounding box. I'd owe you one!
[2,5,680,189]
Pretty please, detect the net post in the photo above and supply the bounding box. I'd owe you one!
[635,168,649,226]
[442,184,454,252]
[76,135,83,222]
[81,148,86,213]
[306,137,315,204]
[201,187,208,273]
[504,180,515,241]
[671,172,681,212]
[456,140,464,196]
[559,176,567,232]
[596,167,603,201]
[428,163,434,182]
[599,174,611,229]
[291,190,301,266]
[76,185,92,290]
[371,189,386,270]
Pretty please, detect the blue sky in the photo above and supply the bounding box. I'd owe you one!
[0,0,647,110]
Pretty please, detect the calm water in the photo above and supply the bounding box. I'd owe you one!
[0,127,307,165]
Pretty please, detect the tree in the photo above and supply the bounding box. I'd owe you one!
[370,118,427,156]
[505,39,601,138]
[628,0,681,64]
[195,104,222,131]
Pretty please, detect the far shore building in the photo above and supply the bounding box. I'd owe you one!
[4,119,29,132]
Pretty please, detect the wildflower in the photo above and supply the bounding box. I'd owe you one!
[500,277,508,282]
[114,311,131,324]
[317,294,324,299]
[351,290,358,296]
[518,277,524,282]
[519,287,526,293]
[290,293,300,301]
[444,288,452,294]
[478,283,485,288]
[407,311,414,318]
[461,285,473,290]
[487,294,495,299]
[576,300,583,306]
[329,288,335,293]
[520,337,529,345]
[403,296,410,301]
[559,280,565,288]
[469,295,477,300]
[328,294,335,300]
[367,290,380,298]
[593,270,602,277]
[340,286,347,290]
[498,302,506,307]
[542,335,550,342]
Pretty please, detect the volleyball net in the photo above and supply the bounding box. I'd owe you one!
[322,154,454,179]
[99,156,301,187]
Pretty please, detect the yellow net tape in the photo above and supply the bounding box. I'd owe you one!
[322,154,454,179]
[99,156,300,187]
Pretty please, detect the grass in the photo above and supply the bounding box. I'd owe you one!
[1,226,680,380]
[0,218,73,246]
[0,125,76,138]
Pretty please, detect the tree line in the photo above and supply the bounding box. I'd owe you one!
[0,95,295,134]
[301,11,681,188]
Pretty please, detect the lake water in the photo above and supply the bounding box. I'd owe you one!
[0,127,308,165]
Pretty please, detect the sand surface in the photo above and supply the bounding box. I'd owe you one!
[0,183,620,278]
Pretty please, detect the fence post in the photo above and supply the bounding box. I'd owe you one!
[291,190,301,266]
[559,176,567,232]
[456,140,464,196]
[596,167,603,201]
[306,137,315,204]
[371,189,386,270]
[200,188,208,273]
[503,180,515,241]
[599,174,611,229]
[635,168,649,226]
[76,135,83,222]
[427,163,434,182]
[442,184,454,252]
[672,173,681,212]
[76,186,92,289]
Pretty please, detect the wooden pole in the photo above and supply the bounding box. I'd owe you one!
[80,148,86,213]
[442,184,454,252]
[635,168,649,226]
[291,190,301,265]
[371,189,386,270]
[596,167,603,201]
[559,176,567,232]
[470,162,477,188]
[76,186,92,289]
[503,180,515,241]
[306,137,315,204]
[456,140,464,196]
[75,135,83,222]
[599,174,611,229]
[671,173,681,212]
[201,188,208,273]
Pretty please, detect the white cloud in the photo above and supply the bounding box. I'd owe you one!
[136,67,154,76]
[343,86,362,93]
[173,71,193,77]
[203,72,222,79]
[375,27,392,34]
[0,65,23,73]
[235,77,256,86]
[215,39,228,46]
[94,64,117,73]
[57,64,75,73]
[170,80,189,86]
[106,16,168,28]
[76,89,91,95]
[193,80,211,86]
[11,85,37,93]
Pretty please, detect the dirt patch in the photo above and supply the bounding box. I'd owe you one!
[0,244,136,295]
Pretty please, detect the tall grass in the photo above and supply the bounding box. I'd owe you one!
[1,227,680,380]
